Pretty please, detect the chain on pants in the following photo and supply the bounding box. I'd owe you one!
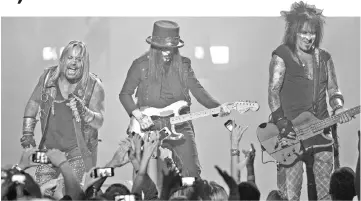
[277,151,333,201]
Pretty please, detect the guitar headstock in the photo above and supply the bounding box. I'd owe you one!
[231,100,260,114]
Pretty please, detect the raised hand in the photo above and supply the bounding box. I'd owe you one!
[242,143,256,166]
[230,119,248,149]
[215,165,240,200]
[108,139,132,168]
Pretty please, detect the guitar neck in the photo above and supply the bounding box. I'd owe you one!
[170,107,222,124]
[312,105,360,132]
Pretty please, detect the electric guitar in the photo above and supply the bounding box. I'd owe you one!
[256,105,360,166]
[127,100,260,141]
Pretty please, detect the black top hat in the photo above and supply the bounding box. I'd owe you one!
[146,20,184,48]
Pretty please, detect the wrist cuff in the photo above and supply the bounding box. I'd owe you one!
[247,175,255,181]
[23,117,37,134]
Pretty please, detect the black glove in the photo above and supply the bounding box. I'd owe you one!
[276,118,296,139]
[20,135,36,148]
[272,107,296,140]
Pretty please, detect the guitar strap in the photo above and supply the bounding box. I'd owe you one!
[312,48,321,115]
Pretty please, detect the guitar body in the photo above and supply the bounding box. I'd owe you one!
[257,111,334,166]
[127,100,189,140]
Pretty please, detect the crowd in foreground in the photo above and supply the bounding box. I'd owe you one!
[1,122,360,201]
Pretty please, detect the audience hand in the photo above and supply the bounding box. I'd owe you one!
[215,165,240,200]
[108,139,132,168]
[160,168,182,199]
[46,149,67,168]
[132,133,143,155]
[18,147,39,170]
[159,146,172,161]
[81,167,102,191]
[142,132,159,160]
[242,143,256,166]
[230,119,248,149]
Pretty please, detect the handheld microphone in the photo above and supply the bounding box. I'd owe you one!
[69,94,81,122]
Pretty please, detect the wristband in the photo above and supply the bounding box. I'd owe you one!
[247,175,255,181]
[271,107,285,123]
[23,117,37,134]
[231,149,240,156]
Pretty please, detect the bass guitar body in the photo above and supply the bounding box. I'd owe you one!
[257,111,334,166]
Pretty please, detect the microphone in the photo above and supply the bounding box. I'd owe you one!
[69,93,81,122]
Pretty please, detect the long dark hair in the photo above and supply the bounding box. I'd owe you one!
[148,46,183,83]
[281,1,325,52]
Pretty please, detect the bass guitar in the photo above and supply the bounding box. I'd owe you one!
[257,105,360,166]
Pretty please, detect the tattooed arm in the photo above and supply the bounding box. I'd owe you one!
[268,55,295,138]
[326,57,344,112]
[268,55,285,115]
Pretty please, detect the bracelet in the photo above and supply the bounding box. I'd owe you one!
[247,175,255,181]
[22,132,34,136]
[58,160,68,168]
[231,149,240,156]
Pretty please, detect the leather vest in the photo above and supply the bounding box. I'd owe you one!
[38,66,100,170]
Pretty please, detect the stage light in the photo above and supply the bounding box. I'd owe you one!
[59,47,65,56]
[42,47,57,61]
[210,46,229,64]
[194,46,205,59]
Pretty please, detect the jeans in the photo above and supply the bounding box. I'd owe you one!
[162,121,202,178]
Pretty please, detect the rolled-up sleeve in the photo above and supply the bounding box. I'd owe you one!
[119,61,141,116]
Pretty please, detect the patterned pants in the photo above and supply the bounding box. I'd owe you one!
[277,150,334,201]
[34,154,86,196]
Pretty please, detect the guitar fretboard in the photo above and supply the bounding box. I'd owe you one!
[311,105,360,132]
[170,106,231,124]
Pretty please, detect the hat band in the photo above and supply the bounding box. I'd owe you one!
[151,36,180,47]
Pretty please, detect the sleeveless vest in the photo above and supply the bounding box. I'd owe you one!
[38,66,100,171]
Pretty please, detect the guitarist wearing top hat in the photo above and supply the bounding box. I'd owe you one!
[119,20,231,180]
[267,2,356,201]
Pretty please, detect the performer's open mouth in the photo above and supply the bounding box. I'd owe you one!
[67,67,79,76]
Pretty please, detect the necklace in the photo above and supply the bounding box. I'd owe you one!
[295,52,306,68]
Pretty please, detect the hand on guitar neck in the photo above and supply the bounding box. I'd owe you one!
[334,107,354,124]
